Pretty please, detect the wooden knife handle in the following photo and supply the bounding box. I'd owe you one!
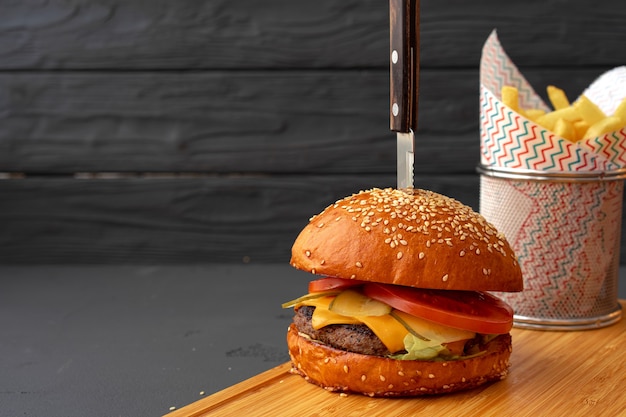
[390,0,419,133]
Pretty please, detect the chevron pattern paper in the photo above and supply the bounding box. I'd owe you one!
[480,86,616,171]
[480,30,626,172]
[583,66,626,115]
[478,31,626,326]
[480,30,548,112]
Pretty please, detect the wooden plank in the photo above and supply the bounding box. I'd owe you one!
[0,174,480,264]
[2,174,626,264]
[1,0,625,69]
[165,306,626,417]
[0,68,607,174]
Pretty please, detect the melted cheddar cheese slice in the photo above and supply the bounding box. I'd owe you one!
[298,294,475,355]
[299,296,408,352]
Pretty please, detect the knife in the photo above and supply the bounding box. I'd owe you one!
[389,0,419,190]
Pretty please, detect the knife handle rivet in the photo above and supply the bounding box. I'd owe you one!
[391,50,398,64]
[392,103,399,117]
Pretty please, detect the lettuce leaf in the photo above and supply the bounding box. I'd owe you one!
[390,333,447,360]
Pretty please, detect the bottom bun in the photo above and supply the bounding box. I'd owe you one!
[286,323,512,397]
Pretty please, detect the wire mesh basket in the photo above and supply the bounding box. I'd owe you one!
[478,165,625,330]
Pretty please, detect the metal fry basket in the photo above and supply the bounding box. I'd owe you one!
[478,165,626,330]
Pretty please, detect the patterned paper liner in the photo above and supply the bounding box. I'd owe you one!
[480,31,626,171]
[478,31,625,327]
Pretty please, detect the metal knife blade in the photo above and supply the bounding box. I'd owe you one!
[396,131,414,190]
[389,0,419,190]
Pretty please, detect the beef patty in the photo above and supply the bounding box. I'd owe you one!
[293,305,391,356]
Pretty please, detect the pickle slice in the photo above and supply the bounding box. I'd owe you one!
[390,310,430,341]
[281,291,339,309]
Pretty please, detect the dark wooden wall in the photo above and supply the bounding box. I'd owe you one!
[1,0,626,263]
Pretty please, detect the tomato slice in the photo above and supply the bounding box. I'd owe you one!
[308,277,365,293]
[362,283,514,334]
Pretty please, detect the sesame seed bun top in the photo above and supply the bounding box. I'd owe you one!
[290,187,523,292]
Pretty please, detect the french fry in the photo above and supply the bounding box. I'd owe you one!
[554,118,577,142]
[574,95,607,126]
[573,120,590,140]
[525,108,546,122]
[536,106,580,131]
[613,97,626,124]
[501,86,522,114]
[547,85,570,110]
[584,116,624,138]
[501,85,626,142]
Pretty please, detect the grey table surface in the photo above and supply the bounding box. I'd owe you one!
[2,264,625,417]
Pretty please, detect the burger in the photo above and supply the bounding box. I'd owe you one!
[282,187,523,396]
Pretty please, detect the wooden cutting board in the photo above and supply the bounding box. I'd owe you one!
[165,302,626,417]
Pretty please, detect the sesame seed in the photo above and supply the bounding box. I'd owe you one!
[442,274,449,282]
[397,251,403,260]
[379,375,386,381]
[398,371,405,377]
[418,252,425,259]
[356,262,363,268]
[320,260,325,265]
[332,188,510,268]
[361,375,367,382]
[343,365,349,373]
[305,250,311,257]
[350,274,356,279]
[428,374,435,379]
[388,384,394,389]
[459,250,466,257]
